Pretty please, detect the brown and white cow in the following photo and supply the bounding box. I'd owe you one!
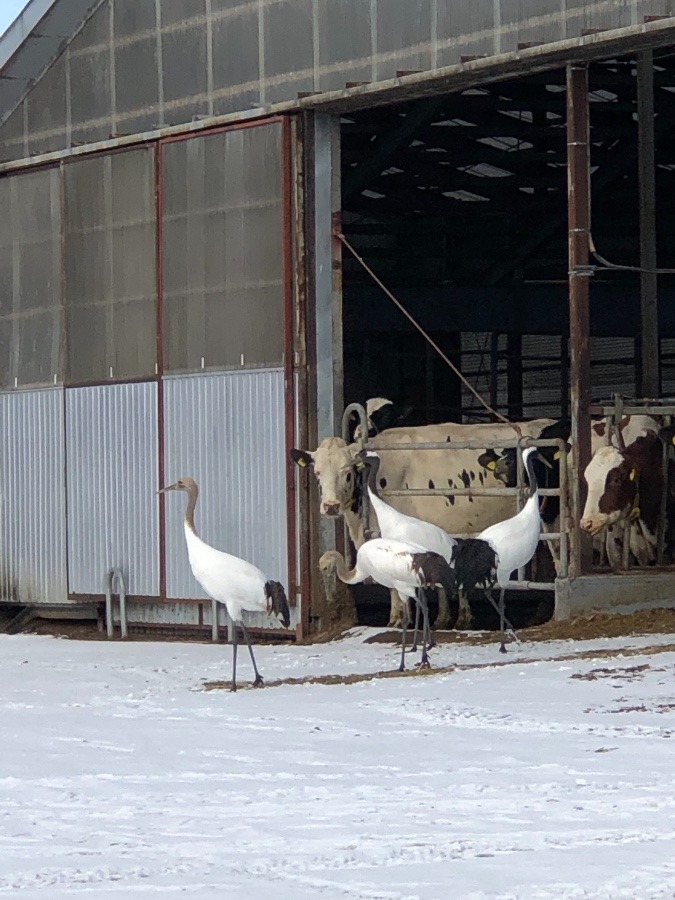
[580,429,665,568]
[490,415,661,573]
[292,418,554,627]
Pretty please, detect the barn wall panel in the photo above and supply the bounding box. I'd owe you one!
[0,388,67,604]
[3,0,672,163]
[65,381,159,596]
[162,369,289,628]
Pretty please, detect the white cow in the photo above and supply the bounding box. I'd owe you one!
[292,418,554,628]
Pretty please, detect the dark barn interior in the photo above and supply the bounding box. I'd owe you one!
[340,52,675,426]
[337,52,675,627]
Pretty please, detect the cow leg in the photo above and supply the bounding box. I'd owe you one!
[629,522,656,566]
[417,592,432,670]
[410,597,420,651]
[455,591,473,630]
[388,589,404,628]
[433,584,449,630]
[605,526,623,571]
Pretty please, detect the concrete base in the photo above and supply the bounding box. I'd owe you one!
[555,573,675,620]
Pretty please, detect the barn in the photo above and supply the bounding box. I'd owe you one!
[2,0,675,638]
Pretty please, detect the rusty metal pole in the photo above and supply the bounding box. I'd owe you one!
[567,63,593,578]
[637,50,659,398]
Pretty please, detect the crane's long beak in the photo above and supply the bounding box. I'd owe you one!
[536,453,554,469]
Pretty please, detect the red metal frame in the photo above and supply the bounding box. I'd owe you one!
[156,115,298,613]
[281,116,299,615]
[155,141,167,601]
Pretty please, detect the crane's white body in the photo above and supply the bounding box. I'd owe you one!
[478,447,541,585]
[343,537,431,600]
[184,525,268,624]
[364,451,459,628]
[368,488,457,563]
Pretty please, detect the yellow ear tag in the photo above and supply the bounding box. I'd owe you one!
[297,457,307,468]
[629,468,637,481]
[486,460,496,471]
[630,506,640,520]
[553,450,560,461]
[671,435,675,446]
[354,458,365,470]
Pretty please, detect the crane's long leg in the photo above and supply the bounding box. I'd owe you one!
[398,601,410,672]
[498,588,507,653]
[240,622,264,687]
[231,623,238,693]
[482,588,519,646]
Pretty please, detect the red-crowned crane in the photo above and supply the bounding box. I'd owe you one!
[466,445,543,652]
[319,537,458,671]
[159,477,290,691]
[357,449,460,646]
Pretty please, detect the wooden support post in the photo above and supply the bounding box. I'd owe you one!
[567,64,592,578]
[637,50,659,398]
[507,333,523,420]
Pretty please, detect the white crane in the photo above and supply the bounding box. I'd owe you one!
[319,537,457,671]
[358,450,460,647]
[475,445,543,652]
[159,477,290,691]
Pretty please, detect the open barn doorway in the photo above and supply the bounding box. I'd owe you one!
[333,50,675,628]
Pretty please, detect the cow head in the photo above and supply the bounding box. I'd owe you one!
[580,434,662,536]
[291,437,359,518]
[351,398,412,441]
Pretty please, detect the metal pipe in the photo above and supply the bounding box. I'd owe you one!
[104,568,128,640]
[656,434,670,566]
[372,438,566,451]
[341,402,370,554]
[558,442,569,579]
[567,63,593,578]
[382,486,562,498]
[638,49,659,398]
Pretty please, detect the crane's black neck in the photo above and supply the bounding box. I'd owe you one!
[524,451,539,497]
[364,454,382,498]
[184,483,199,533]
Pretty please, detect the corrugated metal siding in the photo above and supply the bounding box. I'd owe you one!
[0,388,67,604]
[163,369,288,624]
[65,382,159,595]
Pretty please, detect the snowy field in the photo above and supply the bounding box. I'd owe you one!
[1,628,675,899]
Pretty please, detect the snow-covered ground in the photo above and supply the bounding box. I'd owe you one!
[1,628,675,899]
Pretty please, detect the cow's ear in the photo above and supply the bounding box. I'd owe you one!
[478,450,498,471]
[291,448,314,469]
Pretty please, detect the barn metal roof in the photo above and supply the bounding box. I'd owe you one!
[340,51,675,294]
[0,0,101,125]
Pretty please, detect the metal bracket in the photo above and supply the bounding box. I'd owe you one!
[104,568,128,640]
[569,265,596,277]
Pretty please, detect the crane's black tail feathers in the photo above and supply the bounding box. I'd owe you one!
[411,551,460,630]
[452,539,498,595]
[265,580,290,628]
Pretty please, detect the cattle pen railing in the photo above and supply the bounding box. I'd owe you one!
[342,404,570,593]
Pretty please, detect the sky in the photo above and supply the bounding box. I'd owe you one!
[0,0,30,40]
